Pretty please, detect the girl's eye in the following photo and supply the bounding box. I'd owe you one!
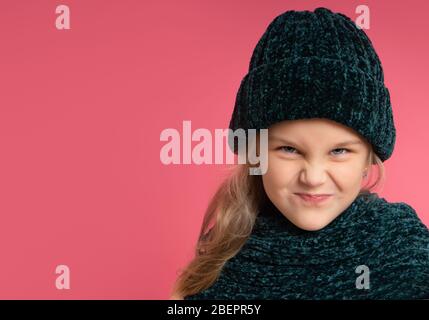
[279,146,298,154]
[331,148,350,155]
[278,146,350,155]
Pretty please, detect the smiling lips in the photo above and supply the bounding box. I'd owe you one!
[295,193,333,204]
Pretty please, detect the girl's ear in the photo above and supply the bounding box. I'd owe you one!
[367,146,375,165]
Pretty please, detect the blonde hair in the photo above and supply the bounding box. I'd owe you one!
[170,145,385,299]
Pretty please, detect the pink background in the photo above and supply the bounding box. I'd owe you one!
[0,0,428,299]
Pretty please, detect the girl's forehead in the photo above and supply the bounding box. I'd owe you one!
[266,119,372,150]
[268,118,358,137]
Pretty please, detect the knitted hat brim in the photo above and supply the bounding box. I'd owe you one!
[228,56,395,162]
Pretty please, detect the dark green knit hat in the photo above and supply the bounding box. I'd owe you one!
[228,7,396,162]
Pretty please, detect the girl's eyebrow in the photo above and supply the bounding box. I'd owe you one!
[269,136,363,147]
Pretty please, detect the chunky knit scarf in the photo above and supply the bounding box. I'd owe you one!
[185,193,429,300]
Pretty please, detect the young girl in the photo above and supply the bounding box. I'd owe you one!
[170,7,429,300]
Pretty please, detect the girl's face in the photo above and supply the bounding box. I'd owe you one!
[261,118,371,231]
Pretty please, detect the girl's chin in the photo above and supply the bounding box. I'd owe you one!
[289,216,333,231]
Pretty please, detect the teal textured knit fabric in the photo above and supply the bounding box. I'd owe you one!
[184,193,429,300]
[228,7,396,162]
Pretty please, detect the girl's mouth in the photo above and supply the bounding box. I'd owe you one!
[295,193,333,204]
